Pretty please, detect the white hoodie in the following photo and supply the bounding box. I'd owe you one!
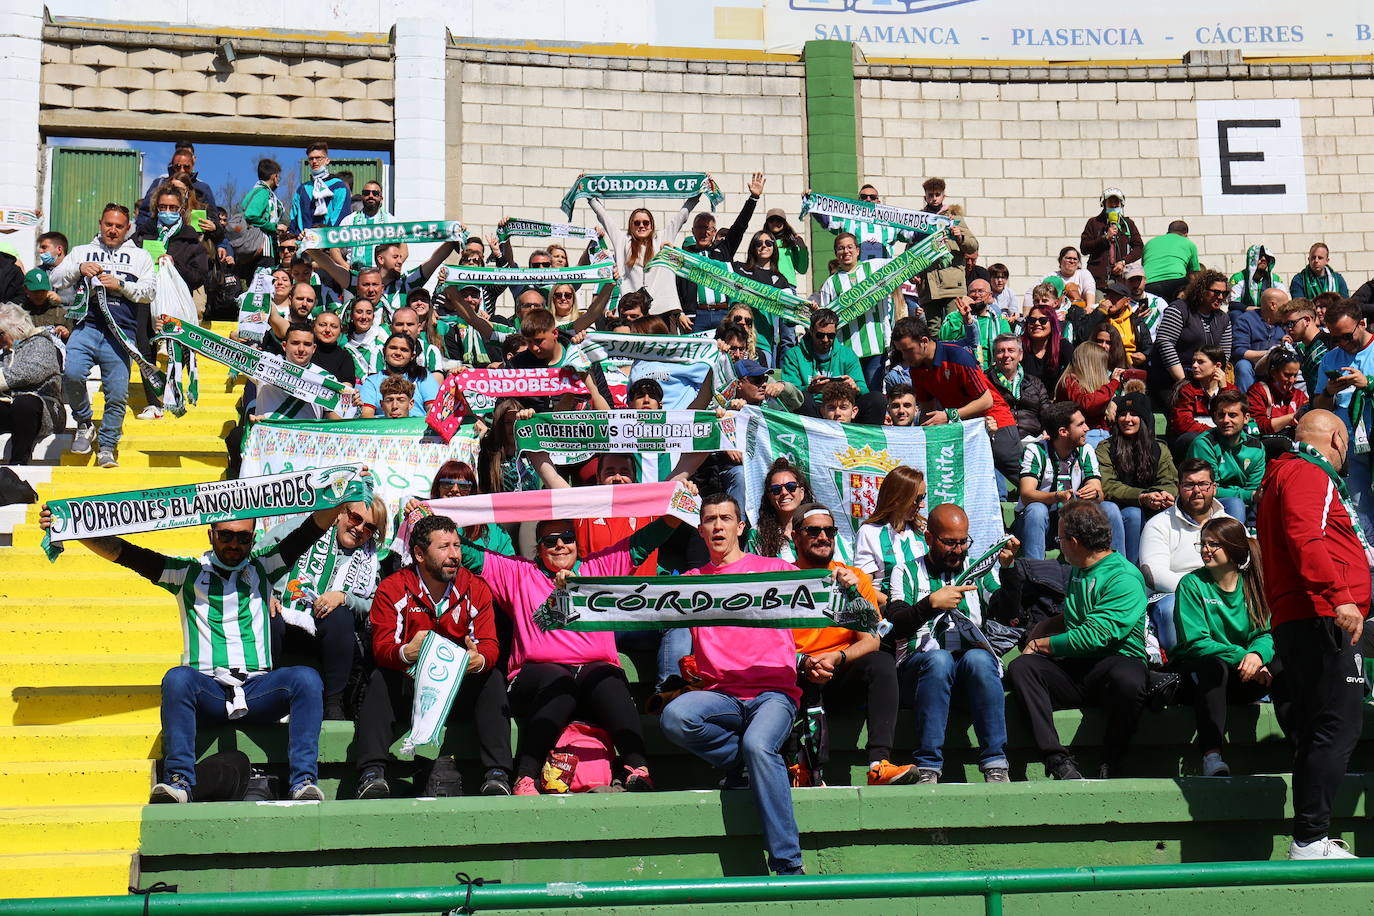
[49,234,155,335]
[1138,499,1235,593]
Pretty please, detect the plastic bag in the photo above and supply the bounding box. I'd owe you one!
[154,260,199,415]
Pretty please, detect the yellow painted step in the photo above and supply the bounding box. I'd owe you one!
[0,655,175,689]
[0,565,183,592]
[0,621,179,656]
[0,851,134,898]
[36,467,222,490]
[0,725,161,764]
[59,446,228,470]
[0,804,141,855]
[0,597,170,621]
[1,685,161,727]
[0,759,153,806]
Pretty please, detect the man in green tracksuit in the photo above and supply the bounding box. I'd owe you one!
[780,308,886,421]
[1005,499,1148,780]
[1187,389,1265,522]
[938,278,1009,369]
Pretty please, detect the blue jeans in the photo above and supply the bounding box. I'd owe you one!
[719,461,746,515]
[1151,593,1178,651]
[1085,428,1110,450]
[691,309,727,334]
[1235,359,1258,394]
[858,354,886,393]
[898,648,1008,772]
[660,690,802,875]
[160,665,323,792]
[1219,496,1249,526]
[1120,505,1143,564]
[63,322,131,450]
[1350,455,1374,538]
[614,627,692,691]
[1015,501,1124,559]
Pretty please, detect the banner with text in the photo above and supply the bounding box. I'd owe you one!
[515,410,738,464]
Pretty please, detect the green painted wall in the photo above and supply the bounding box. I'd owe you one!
[802,40,858,289]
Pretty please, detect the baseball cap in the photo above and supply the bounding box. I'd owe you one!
[1101,281,1132,300]
[24,268,50,292]
[765,208,787,221]
[734,358,770,380]
[1123,263,1145,280]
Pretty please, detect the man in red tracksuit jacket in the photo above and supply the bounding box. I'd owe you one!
[1257,409,1372,860]
[351,514,512,800]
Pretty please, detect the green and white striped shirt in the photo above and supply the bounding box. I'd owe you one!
[338,209,395,271]
[154,531,306,673]
[1018,440,1100,509]
[854,521,927,596]
[822,217,915,260]
[819,259,891,360]
[889,556,999,665]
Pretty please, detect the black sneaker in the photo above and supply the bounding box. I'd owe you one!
[480,768,512,796]
[423,756,462,798]
[323,695,347,721]
[243,768,277,802]
[356,766,390,799]
[1049,757,1084,780]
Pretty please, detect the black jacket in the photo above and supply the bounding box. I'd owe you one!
[986,368,1050,438]
[675,195,759,314]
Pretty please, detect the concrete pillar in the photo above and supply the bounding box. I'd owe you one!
[0,2,44,258]
[391,18,447,264]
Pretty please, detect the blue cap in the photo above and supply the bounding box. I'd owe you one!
[734,358,770,380]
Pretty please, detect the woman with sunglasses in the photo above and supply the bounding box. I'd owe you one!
[585,173,701,311]
[549,283,580,329]
[1167,345,1236,456]
[427,460,514,555]
[1019,287,1075,395]
[359,333,438,418]
[733,230,798,365]
[1170,516,1281,778]
[747,459,854,565]
[1150,269,1233,395]
[723,304,762,363]
[854,466,928,600]
[762,209,809,288]
[270,494,389,720]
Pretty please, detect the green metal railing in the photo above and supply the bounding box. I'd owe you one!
[5,861,1374,916]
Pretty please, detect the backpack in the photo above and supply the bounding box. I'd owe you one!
[0,467,38,506]
[987,558,1069,631]
[541,721,614,793]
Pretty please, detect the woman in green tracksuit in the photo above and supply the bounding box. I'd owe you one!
[1171,516,1284,778]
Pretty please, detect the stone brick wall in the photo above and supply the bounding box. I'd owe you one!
[856,59,1374,291]
[39,24,393,146]
[446,47,811,287]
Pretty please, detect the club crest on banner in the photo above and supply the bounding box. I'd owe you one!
[833,445,902,537]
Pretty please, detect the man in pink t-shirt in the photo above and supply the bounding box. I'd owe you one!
[659,493,805,876]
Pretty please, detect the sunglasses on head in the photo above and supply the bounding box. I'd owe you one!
[538,532,577,548]
[213,529,254,546]
[344,509,378,534]
[798,524,838,539]
[767,481,801,495]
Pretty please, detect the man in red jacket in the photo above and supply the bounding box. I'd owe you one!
[1258,409,1373,860]
[352,514,511,800]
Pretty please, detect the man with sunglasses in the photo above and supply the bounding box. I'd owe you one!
[788,502,914,787]
[779,308,877,416]
[328,180,405,272]
[1276,298,1328,394]
[135,142,220,239]
[809,183,914,262]
[677,173,764,333]
[1313,299,1374,534]
[39,492,358,804]
[886,503,1019,785]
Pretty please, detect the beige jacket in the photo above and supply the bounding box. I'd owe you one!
[920,204,979,303]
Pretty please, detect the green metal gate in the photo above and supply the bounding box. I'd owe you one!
[297,157,385,197]
[47,146,143,245]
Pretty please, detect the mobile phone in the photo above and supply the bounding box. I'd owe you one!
[1327,369,1345,380]
[190,209,207,226]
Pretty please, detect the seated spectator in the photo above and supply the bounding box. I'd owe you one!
[723,303,765,365]
[892,317,1022,482]
[780,308,871,412]
[726,359,803,413]
[1247,347,1306,437]
[272,495,387,720]
[1187,389,1265,522]
[459,510,685,795]
[1231,288,1288,392]
[987,333,1050,441]
[1056,341,1124,448]
[1149,270,1232,398]
[1276,297,1328,395]
[1019,293,1075,395]
[1006,500,1149,779]
[819,379,858,423]
[938,278,1009,369]
[660,494,805,876]
[0,304,63,465]
[1229,245,1283,311]
[987,262,1019,328]
[1048,246,1096,308]
[1167,345,1236,457]
[354,514,512,799]
[1016,400,1124,558]
[885,383,919,427]
[1123,262,1167,337]
[1090,282,1151,369]
[1097,390,1177,564]
[1171,516,1280,779]
[359,334,439,419]
[1080,188,1142,286]
[788,502,910,787]
[748,458,851,565]
[1311,297,1374,535]
[310,310,357,387]
[1289,242,1348,300]
[854,466,928,599]
[887,503,1019,784]
[378,375,415,419]
[1138,458,1234,650]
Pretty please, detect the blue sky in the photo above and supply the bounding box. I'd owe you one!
[51,136,392,212]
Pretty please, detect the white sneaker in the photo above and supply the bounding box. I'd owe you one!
[137,406,164,420]
[1288,837,1357,859]
[97,449,118,468]
[70,422,95,455]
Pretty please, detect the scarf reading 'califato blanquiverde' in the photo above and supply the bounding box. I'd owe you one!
[534,568,880,634]
[154,318,350,415]
[828,231,954,325]
[648,246,813,325]
[566,331,739,394]
[800,193,957,235]
[514,410,739,464]
[298,220,467,250]
[560,172,724,218]
[41,464,372,560]
[436,262,615,288]
[497,218,599,243]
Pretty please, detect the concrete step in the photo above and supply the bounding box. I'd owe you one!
[0,759,153,806]
[0,804,141,856]
[0,725,161,764]
[0,850,134,899]
[0,655,174,690]
[0,685,161,727]
[0,620,179,656]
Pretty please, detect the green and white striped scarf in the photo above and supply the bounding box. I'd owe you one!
[498,218,599,243]
[649,245,812,325]
[821,259,890,360]
[801,192,957,236]
[561,172,723,218]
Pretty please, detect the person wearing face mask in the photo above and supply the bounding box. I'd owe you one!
[1080,188,1143,287]
[33,232,74,313]
[135,142,220,240]
[37,493,356,803]
[289,141,352,236]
